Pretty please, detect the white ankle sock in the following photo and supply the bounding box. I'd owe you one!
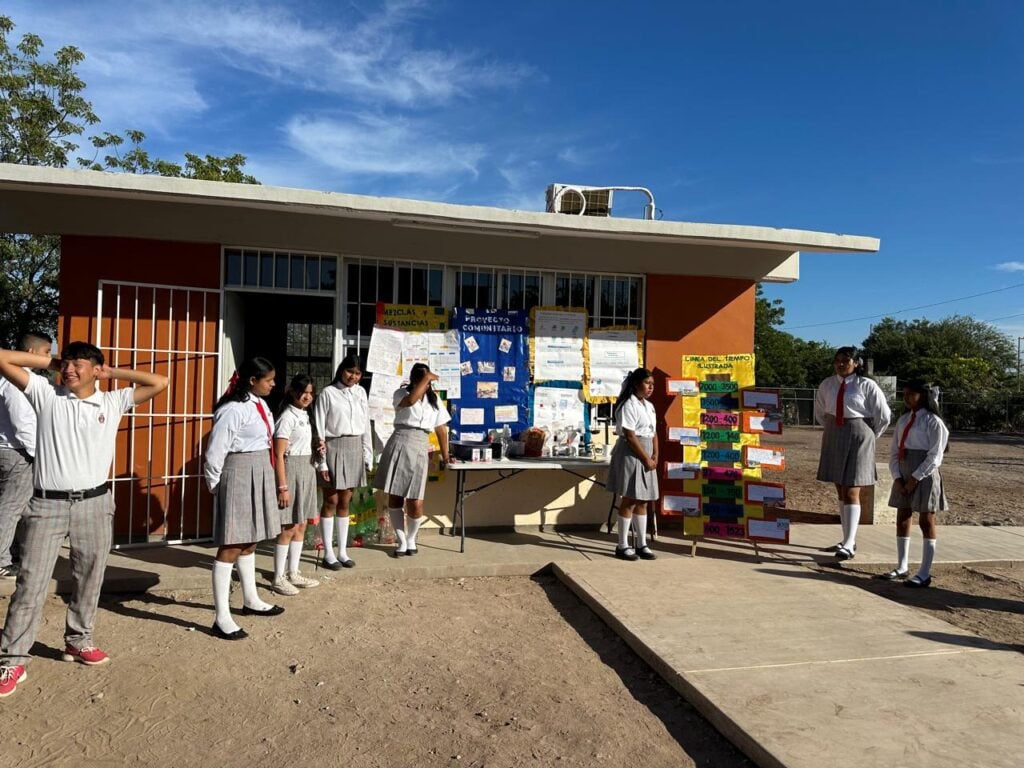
[237,553,273,611]
[917,538,936,580]
[273,544,288,580]
[617,515,631,549]
[632,514,648,549]
[406,515,424,548]
[288,540,303,574]
[389,507,407,552]
[896,536,911,573]
[213,561,241,633]
[321,516,337,562]
[336,516,351,561]
[841,505,860,551]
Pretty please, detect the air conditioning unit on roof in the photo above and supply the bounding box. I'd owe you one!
[545,183,655,220]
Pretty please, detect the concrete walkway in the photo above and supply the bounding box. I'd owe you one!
[2,524,1022,767]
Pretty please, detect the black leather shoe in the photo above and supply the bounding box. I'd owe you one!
[322,559,344,571]
[340,558,356,568]
[835,546,855,561]
[904,575,932,589]
[391,548,408,558]
[877,569,909,581]
[614,546,639,561]
[636,546,657,560]
[406,548,418,556]
[240,604,285,617]
[211,623,248,640]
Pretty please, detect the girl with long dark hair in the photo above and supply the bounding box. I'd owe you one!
[607,368,659,561]
[813,346,891,562]
[312,355,373,569]
[204,357,285,640]
[373,363,452,556]
[270,374,320,595]
[879,380,949,587]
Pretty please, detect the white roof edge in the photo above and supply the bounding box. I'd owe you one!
[0,164,880,254]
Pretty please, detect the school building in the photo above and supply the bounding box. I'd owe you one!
[0,164,879,547]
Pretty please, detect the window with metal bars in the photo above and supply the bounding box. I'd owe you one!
[224,248,337,293]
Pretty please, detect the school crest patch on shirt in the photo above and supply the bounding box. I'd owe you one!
[98,414,106,424]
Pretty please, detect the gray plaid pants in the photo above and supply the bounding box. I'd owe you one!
[0,447,33,569]
[0,492,114,665]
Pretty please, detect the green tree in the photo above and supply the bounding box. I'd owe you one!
[0,14,259,348]
[754,285,834,387]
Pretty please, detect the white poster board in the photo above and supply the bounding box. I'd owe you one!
[533,309,586,381]
[366,327,404,376]
[532,385,586,430]
[586,328,639,398]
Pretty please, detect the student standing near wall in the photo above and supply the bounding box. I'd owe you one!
[814,346,891,562]
[0,332,53,579]
[204,357,285,641]
[607,368,659,561]
[880,380,949,588]
[374,363,452,557]
[0,342,168,699]
[270,374,321,595]
[313,355,373,569]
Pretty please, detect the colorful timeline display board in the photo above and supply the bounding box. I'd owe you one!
[662,354,788,543]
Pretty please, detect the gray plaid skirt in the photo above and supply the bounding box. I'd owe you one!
[607,435,659,501]
[374,427,429,500]
[282,453,318,525]
[325,435,366,490]
[214,450,281,545]
[816,417,878,486]
[888,448,948,513]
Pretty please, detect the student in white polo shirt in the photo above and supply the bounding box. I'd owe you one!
[0,341,167,700]
[0,331,53,580]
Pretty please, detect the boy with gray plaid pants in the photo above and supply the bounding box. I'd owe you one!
[0,342,167,699]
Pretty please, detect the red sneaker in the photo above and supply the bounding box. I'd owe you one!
[61,646,110,666]
[0,665,27,698]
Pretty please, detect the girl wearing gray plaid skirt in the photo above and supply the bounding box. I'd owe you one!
[204,357,285,641]
[813,347,891,562]
[271,374,321,596]
[607,368,659,561]
[312,355,373,569]
[879,380,949,588]
[374,363,452,557]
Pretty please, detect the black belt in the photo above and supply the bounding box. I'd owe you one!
[33,484,109,501]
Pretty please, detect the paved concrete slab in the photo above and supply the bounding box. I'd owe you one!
[554,557,1024,768]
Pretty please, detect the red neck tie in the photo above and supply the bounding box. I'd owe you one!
[254,399,276,467]
[834,379,846,426]
[898,409,917,460]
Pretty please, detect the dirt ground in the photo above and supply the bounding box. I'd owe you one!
[0,576,753,768]
[779,426,1024,525]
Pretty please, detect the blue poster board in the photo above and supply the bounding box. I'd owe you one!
[450,308,530,439]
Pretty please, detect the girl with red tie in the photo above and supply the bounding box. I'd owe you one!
[814,347,891,562]
[204,357,285,640]
[880,380,949,587]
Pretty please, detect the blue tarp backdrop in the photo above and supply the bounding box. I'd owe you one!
[450,308,530,439]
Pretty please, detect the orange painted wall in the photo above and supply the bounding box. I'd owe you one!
[59,236,221,542]
[644,274,756,501]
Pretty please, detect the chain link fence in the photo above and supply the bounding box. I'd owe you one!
[778,387,1024,434]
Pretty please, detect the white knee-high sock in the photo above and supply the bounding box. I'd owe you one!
[896,536,911,573]
[336,516,351,561]
[917,539,936,580]
[389,507,407,552]
[632,514,648,549]
[288,540,304,573]
[841,505,860,551]
[321,516,337,562]
[406,515,424,548]
[236,553,272,611]
[617,515,632,549]
[274,544,288,580]
[213,561,241,633]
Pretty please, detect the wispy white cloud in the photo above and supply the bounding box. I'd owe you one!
[995,262,1024,272]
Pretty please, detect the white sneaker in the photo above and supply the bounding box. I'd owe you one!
[272,575,300,596]
[287,571,320,589]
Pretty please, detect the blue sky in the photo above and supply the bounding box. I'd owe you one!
[6,1,1024,348]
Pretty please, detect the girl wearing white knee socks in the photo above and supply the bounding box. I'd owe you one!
[271,374,321,596]
[373,364,451,557]
[313,356,373,570]
[814,347,891,562]
[204,358,285,640]
[880,380,949,587]
[607,368,659,561]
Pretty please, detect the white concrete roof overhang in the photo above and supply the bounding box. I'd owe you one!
[0,164,879,283]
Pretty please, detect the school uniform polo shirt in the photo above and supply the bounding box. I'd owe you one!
[23,372,136,492]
